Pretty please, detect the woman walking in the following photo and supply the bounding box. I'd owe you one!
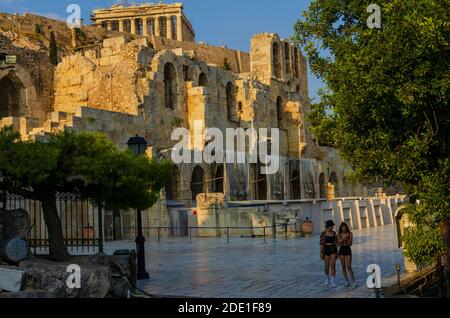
[320,220,338,287]
[337,222,358,287]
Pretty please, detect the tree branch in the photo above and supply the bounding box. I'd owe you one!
[0,182,38,200]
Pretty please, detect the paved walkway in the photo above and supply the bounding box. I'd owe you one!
[104,224,404,298]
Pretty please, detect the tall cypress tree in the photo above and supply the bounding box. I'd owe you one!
[49,31,58,66]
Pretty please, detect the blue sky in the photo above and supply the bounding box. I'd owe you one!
[0,0,324,101]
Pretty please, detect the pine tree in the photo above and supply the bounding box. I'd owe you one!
[49,31,58,66]
[34,23,42,35]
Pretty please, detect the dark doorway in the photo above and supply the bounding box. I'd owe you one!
[191,166,205,201]
[319,173,327,199]
[291,170,301,199]
[214,165,224,193]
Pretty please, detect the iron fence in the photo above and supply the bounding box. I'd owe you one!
[121,223,302,244]
[0,191,101,255]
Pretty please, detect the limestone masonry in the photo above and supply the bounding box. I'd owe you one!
[0,3,403,235]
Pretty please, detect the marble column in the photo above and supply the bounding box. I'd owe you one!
[167,16,173,40]
[177,15,183,41]
[130,18,136,34]
[107,20,112,31]
[142,17,149,36]
[119,20,124,32]
[155,16,160,37]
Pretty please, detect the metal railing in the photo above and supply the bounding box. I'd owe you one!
[121,222,303,244]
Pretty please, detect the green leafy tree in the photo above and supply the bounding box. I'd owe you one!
[0,127,172,260]
[49,31,58,66]
[294,0,449,268]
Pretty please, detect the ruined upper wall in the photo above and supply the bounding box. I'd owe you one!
[250,33,308,100]
[149,36,250,74]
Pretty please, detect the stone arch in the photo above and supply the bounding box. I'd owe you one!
[0,72,27,118]
[284,42,291,75]
[329,172,339,196]
[198,72,208,87]
[291,169,301,200]
[214,165,224,193]
[165,166,180,200]
[272,42,282,78]
[164,62,178,110]
[319,173,327,199]
[191,166,205,201]
[226,81,236,121]
[276,96,284,129]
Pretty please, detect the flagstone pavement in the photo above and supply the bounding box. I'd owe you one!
[104,224,404,298]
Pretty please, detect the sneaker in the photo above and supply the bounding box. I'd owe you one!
[324,278,330,286]
[351,282,359,288]
[330,278,337,287]
[343,282,350,288]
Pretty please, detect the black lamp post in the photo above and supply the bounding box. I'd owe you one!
[127,135,150,280]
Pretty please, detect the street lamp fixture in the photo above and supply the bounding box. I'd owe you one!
[127,135,150,280]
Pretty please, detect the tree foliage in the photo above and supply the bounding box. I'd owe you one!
[49,31,58,66]
[294,0,450,266]
[0,127,173,260]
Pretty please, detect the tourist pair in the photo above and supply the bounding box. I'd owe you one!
[320,220,358,288]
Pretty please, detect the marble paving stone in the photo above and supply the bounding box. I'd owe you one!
[104,224,404,298]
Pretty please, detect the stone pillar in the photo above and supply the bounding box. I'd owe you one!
[107,20,112,31]
[177,15,183,42]
[131,18,136,35]
[155,16,160,37]
[167,16,173,40]
[142,17,149,36]
[119,20,124,32]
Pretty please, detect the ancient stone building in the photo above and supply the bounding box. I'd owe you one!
[91,3,195,42]
[0,4,400,237]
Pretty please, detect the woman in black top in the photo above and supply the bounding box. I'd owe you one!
[320,220,338,287]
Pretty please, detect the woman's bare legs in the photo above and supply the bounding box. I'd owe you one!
[339,255,349,285]
[345,255,356,284]
[324,255,330,285]
[329,254,337,286]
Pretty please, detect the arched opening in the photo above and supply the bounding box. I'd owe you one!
[164,62,178,110]
[272,42,281,78]
[329,172,339,197]
[319,173,327,199]
[191,166,205,201]
[254,165,267,200]
[294,47,299,79]
[296,84,300,93]
[198,72,208,87]
[276,96,283,129]
[0,74,26,118]
[214,165,224,193]
[165,166,180,201]
[291,170,301,199]
[226,81,236,121]
[284,42,291,75]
